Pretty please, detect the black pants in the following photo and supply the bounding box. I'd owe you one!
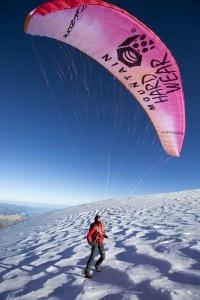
[85,243,105,274]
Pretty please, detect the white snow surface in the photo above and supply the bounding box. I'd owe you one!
[0,189,200,300]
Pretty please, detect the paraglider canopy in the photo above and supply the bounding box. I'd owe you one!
[24,0,185,157]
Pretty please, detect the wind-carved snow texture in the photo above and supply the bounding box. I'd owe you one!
[0,189,200,299]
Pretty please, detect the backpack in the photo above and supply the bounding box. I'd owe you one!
[89,222,98,242]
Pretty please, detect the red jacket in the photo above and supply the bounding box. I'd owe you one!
[87,222,107,245]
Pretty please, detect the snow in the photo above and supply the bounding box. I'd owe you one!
[0,189,200,300]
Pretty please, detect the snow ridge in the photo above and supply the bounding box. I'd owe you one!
[0,189,200,299]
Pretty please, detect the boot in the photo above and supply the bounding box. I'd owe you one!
[95,264,101,272]
[85,272,92,278]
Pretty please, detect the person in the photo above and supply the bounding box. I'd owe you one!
[85,214,108,278]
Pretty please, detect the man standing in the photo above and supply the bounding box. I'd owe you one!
[85,214,108,278]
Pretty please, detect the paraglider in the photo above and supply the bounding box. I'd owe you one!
[24,0,185,157]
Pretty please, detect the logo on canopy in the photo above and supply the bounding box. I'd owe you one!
[117,34,155,68]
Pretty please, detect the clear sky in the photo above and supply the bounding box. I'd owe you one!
[0,0,200,206]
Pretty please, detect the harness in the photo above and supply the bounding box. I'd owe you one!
[91,223,105,242]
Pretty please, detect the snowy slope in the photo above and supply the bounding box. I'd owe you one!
[0,189,200,299]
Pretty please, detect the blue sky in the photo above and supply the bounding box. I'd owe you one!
[0,0,200,206]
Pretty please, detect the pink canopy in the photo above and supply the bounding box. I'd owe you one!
[24,0,185,156]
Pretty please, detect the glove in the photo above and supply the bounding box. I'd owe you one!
[89,241,96,246]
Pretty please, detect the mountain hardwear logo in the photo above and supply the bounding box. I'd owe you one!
[117,34,155,68]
